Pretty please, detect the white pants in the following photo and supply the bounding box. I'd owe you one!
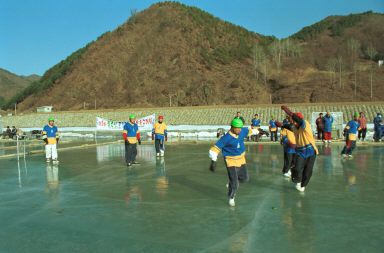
[45,144,58,160]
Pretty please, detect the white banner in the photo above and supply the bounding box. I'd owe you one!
[96,114,156,131]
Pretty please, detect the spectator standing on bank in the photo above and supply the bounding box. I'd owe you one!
[316,113,325,141]
[358,112,367,142]
[234,112,245,126]
[323,112,334,143]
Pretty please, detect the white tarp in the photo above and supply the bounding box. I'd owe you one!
[96,114,156,131]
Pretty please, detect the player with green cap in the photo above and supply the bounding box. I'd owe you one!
[123,115,141,166]
[341,113,362,158]
[42,117,59,164]
[208,118,252,207]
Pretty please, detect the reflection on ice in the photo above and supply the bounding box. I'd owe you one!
[155,158,168,196]
[46,164,60,201]
[97,144,155,163]
[125,167,142,206]
[16,159,28,189]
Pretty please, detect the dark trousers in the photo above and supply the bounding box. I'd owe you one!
[317,128,324,140]
[292,154,316,187]
[125,141,137,164]
[227,164,248,199]
[358,128,367,140]
[341,140,356,155]
[373,130,380,142]
[155,139,164,153]
[283,152,296,173]
[270,131,277,141]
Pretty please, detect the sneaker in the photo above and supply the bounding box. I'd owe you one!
[156,153,160,157]
[127,163,132,167]
[283,171,291,178]
[329,140,332,143]
[52,159,59,164]
[342,154,348,158]
[46,159,50,163]
[226,183,229,189]
[348,155,353,158]
[160,151,164,157]
[132,161,140,165]
[296,183,305,192]
[229,198,235,207]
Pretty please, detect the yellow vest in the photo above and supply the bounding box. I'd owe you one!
[153,122,167,135]
[292,120,318,155]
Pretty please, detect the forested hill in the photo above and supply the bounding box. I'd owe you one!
[2,2,383,111]
[0,68,39,108]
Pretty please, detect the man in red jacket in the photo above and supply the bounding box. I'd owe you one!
[316,113,325,141]
[358,112,367,141]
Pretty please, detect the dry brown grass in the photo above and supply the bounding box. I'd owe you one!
[13,4,384,112]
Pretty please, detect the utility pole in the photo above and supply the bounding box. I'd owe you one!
[94,98,97,110]
[14,103,17,115]
[370,64,373,101]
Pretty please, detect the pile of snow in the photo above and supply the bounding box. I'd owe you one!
[59,132,94,138]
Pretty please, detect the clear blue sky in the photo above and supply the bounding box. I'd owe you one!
[0,0,383,76]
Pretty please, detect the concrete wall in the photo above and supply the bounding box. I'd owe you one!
[1,103,383,128]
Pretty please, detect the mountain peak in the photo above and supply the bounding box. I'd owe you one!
[2,5,383,111]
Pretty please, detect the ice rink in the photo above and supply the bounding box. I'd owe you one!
[0,142,383,252]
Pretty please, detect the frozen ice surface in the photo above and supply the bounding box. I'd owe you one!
[0,143,383,252]
[3,123,376,132]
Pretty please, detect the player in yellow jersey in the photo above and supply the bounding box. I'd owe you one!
[152,116,167,157]
[281,106,318,192]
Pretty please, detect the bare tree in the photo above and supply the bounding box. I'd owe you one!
[281,38,302,57]
[251,43,265,80]
[128,8,138,24]
[347,39,360,69]
[326,58,337,88]
[263,57,268,85]
[269,40,281,74]
[366,45,377,60]
[353,63,359,98]
[336,56,343,89]
[366,45,377,100]
[200,84,211,105]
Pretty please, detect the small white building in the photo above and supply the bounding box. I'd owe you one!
[37,106,53,113]
[379,60,383,67]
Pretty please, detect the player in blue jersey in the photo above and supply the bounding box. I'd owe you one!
[269,115,278,142]
[208,118,252,207]
[251,114,261,130]
[280,119,296,178]
[42,117,59,164]
[341,113,361,158]
[373,113,382,142]
[323,112,334,143]
[250,114,261,141]
[123,115,141,166]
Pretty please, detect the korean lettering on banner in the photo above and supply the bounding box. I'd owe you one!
[135,114,155,128]
[135,114,155,130]
[96,114,155,130]
[96,117,107,129]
